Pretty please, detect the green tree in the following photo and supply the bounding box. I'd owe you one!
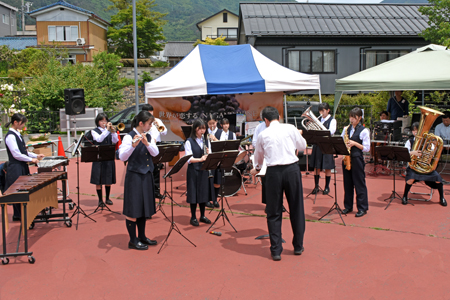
[419,0,450,46]
[193,36,229,46]
[107,0,166,58]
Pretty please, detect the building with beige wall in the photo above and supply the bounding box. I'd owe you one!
[28,0,110,63]
[196,9,238,45]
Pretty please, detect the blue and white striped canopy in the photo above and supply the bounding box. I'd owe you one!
[145,44,320,98]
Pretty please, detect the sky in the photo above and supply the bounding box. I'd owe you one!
[296,0,383,3]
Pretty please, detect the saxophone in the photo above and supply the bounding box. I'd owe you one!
[343,124,352,171]
[409,106,444,174]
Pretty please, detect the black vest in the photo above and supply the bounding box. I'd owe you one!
[92,128,112,146]
[408,136,415,149]
[5,130,29,167]
[347,124,365,157]
[187,137,204,171]
[320,116,333,130]
[126,131,154,174]
[214,129,222,140]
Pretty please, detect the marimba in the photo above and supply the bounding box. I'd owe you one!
[0,171,67,264]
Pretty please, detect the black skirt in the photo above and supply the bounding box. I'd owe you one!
[405,167,442,183]
[186,165,211,204]
[90,160,116,185]
[123,170,156,218]
[310,145,335,170]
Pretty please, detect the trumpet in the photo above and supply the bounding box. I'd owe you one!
[153,119,165,133]
[108,122,125,133]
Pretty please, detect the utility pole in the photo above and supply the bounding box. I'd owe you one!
[21,1,32,33]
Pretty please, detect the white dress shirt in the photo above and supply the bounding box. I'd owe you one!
[185,137,211,164]
[435,123,450,142]
[340,125,371,153]
[91,126,119,144]
[5,128,37,162]
[254,121,306,168]
[219,130,236,141]
[252,122,267,147]
[321,115,337,135]
[118,128,159,161]
[148,117,167,142]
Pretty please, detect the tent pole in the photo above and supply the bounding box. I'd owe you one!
[283,94,287,123]
[318,87,322,103]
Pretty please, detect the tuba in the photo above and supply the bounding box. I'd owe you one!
[301,106,327,131]
[409,106,444,174]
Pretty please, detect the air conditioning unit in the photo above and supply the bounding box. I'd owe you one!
[76,38,85,45]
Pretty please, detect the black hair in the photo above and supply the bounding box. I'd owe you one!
[221,118,230,125]
[411,122,420,131]
[349,107,364,124]
[141,104,154,112]
[379,111,389,117]
[131,110,154,130]
[5,113,27,127]
[318,103,330,111]
[261,106,279,122]
[442,111,450,119]
[206,113,218,122]
[95,113,109,127]
[190,119,206,139]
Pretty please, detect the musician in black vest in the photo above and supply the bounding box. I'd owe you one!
[341,107,370,217]
[219,118,237,141]
[402,122,447,206]
[90,113,118,206]
[310,103,336,195]
[118,111,159,250]
[185,119,212,226]
[4,113,44,221]
[206,114,222,208]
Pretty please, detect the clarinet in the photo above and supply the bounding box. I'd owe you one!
[203,134,213,178]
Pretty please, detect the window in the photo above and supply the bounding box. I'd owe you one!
[2,14,9,25]
[288,50,335,74]
[365,50,410,69]
[48,26,79,41]
[223,13,228,23]
[11,17,14,27]
[217,28,237,39]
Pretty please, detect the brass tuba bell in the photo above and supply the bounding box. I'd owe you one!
[301,106,327,131]
[409,106,444,174]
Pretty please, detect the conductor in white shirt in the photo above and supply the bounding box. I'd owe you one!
[254,106,307,261]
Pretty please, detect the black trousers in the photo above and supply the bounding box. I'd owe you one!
[342,155,369,212]
[261,176,266,204]
[265,163,305,256]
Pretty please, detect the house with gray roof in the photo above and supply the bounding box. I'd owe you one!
[0,0,18,37]
[238,3,430,94]
[164,41,195,67]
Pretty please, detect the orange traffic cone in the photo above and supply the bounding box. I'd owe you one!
[115,131,122,151]
[58,136,65,157]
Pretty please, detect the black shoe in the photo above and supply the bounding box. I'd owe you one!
[139,237,157,246]
[271,254,281,261]
[402,197,408,205]
[311,187,319,194]
[342,208,352,214]
[128,241,148,250]
[440,198,447,207]
[190,218,199,226]
[294,247,304,255]
[323,187,330,195]
[199,216,211,224]
[12,216,21,222]
[355,210,367,217]
[105,199,113,205]
[205,202,214,208]
[213,201,220,208]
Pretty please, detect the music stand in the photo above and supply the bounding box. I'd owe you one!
[69,134,96,230]
[376,146,411,210]
[153,144,182,220]
[302,130,332,202]
[176,126,192,194]
[316,136,349,226]
[158,154,196,254]
[81,145,120,216]
[202,151,239,233]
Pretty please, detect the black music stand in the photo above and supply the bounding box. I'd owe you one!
[316,136,349,226]
[376,146,411,210]
[302,130,332,203]
[202,150,239,233]
[153,144,182,220]
[81,144,120,216]
[176,126,193,195]
[158,154,196,253]
[69,134,96,230]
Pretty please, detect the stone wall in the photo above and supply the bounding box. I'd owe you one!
[119,67,171,80]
